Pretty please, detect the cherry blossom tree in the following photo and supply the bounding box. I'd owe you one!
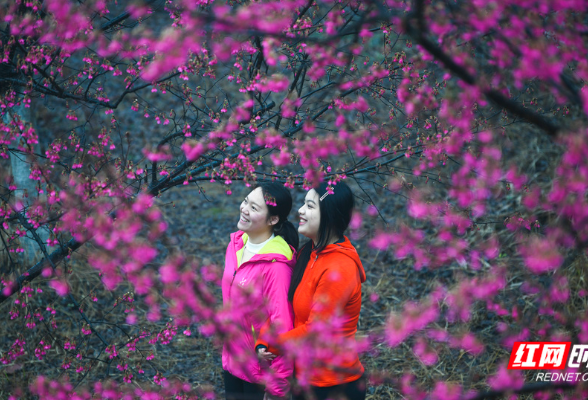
[1,0,588,398]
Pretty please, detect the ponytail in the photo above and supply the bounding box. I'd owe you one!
[275,219,299,251]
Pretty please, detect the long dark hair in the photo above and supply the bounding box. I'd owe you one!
[257,182,299,251]
[288,181,354,301]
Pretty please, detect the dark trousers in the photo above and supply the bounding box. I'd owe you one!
[292,374,367,400]
[224,370,265,400]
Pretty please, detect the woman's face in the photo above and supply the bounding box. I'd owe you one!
[298,189,321,243]
[237,187,277,235]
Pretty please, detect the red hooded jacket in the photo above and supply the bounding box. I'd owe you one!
[257,236,366,387]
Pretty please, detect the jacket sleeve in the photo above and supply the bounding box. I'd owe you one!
[264,262,358,355]
[258,261,294,396]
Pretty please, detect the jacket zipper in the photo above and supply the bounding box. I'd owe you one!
[229,269,237,297]
[230,256,258,342]
[229,240,241,297]
[310,254,319,268]
[228,257,254,296]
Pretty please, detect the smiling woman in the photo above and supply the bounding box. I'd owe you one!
[256,181,367,400]
[297,190,321,244]
[221,183,299,400]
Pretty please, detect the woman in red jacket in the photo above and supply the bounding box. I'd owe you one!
[256,181,367,400]
[222,183,298,400]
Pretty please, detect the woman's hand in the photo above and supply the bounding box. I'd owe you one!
[257,347,277,362]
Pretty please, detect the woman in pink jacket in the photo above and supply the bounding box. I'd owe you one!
[222,182,298,400]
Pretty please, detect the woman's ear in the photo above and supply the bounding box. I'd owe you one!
[268,215,279,226]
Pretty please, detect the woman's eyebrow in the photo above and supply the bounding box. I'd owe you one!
[306,199,317,205]
[249,201,260,208]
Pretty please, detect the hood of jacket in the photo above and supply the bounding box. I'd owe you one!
[310,235,366,283]
[231,230,295,265]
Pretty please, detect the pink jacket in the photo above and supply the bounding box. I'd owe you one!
[222,231,295,396]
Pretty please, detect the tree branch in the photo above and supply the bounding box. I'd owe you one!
[401,0,559,136]
[100,0,163,32]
